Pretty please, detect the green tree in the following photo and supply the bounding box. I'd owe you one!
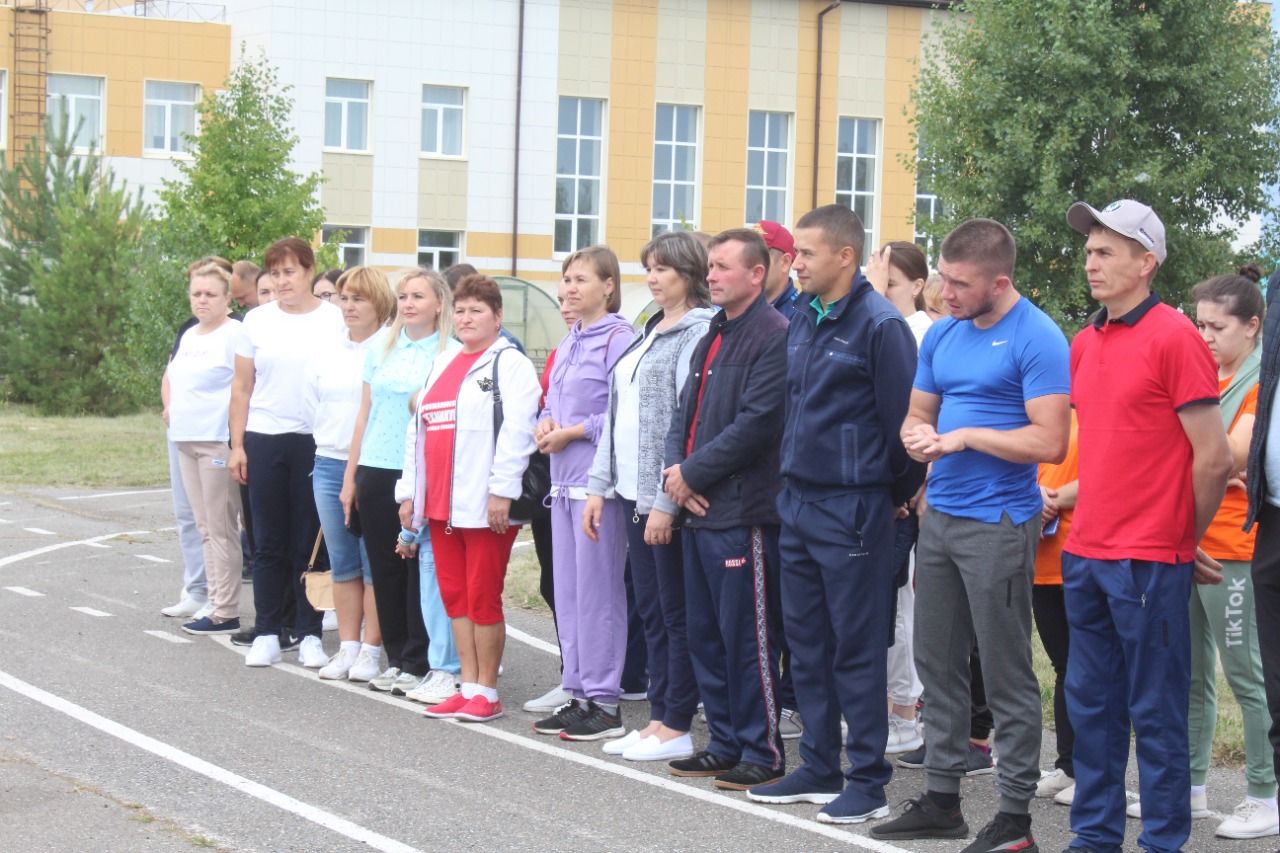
[913,0,1280,330]
[0,114,150,414]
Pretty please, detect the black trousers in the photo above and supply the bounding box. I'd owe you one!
[356,466,428,676]
[1033,583,1074,776]
[1252,503,1280,782]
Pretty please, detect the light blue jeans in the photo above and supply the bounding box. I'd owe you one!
[416,525,460,674]
[167,436,206,601]
[311,455,371,584]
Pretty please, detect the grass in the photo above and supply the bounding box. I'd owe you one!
[0,403,168,488]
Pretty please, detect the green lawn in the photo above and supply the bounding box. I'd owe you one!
[0,403,168,488]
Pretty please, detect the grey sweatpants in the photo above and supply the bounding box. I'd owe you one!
[914,508,1041,814]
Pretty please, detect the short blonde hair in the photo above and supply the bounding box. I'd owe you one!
[190,262,232,294]
[922,273,945,314]
[336,266,396,326]
[187,255,232,277]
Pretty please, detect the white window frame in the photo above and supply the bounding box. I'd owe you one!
[745,110,791,226]
[651,103,700,237]
[47,73,105,152]
[420,85,465,158]
[835,117,880,262]
[554,96,606,255]
[913,136,944,263]
[417,230,463,270]
[322,225,367,268]
[143,79,200,156]
[324,78,371,153]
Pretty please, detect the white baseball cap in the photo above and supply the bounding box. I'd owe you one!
[1067,199,1167,264]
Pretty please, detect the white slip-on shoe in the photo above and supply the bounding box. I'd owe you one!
[161,594,204,618]
[1128,790,1211,820]
[523,686,572,713]
[623,733,695,762]
[1036,768,1074,798]
[191,601,215,621]
[318,646,359,680]
[1053,783,1076,806]
[297,635,327,669]
[406,670,458,705]
[1216,799,1279,839]
[245,634,282,667]
[347,649,382,682]
[602,729,645,756]
[322,610,338,632]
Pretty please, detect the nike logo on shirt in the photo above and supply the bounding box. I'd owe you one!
[991,340,1009,346]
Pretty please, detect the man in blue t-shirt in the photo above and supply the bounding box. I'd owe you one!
[872,219,1070,853]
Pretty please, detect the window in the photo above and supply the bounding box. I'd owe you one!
[421,85,464,157]
[555,96,604,254]
[914,135,944,261]
[745,111,789,225]
[47,74,104,150]
[324,79,369,152]
[651,104,699,237]
[417,230,462,270]
[322,225,367,268]
[836,117,879,261]
[144,81,199,154]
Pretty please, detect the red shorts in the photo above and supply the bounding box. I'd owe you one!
[428,521,519,625]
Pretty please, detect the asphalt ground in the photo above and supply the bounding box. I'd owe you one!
[0,486,1272,853]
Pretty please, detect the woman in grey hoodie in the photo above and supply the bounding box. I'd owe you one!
[585,230,716,762]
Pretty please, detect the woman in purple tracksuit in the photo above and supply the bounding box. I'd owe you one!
[532,245,635,742]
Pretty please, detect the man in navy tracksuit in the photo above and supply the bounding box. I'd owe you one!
[746,205,923,822]
[662,227,790,791]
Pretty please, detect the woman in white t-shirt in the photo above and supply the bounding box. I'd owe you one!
[166,262,243,635]
[228,237,345,668]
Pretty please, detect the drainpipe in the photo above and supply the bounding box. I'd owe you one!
[511,0,526,276]
[812,0,842,211]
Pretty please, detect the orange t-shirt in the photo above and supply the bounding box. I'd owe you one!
[1200,378,1258,561]
[1035,412,1079,585]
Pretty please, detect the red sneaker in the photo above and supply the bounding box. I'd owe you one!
[454,695,504,722]
[424,692,470,719]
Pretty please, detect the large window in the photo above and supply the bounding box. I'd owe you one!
[745,111,789,225]
[324,78,370,152]
[417,230,462,270]
[144,81,199,154]
[914,135,944,262]
[421,85,464,157]
[322,225,367,268]
[47,74,104,150]
[836,117,879,261]
[555,96,604,254]
[651,104,699,236]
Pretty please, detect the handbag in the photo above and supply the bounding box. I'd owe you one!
[492,349,551,523]
[301,529,334,612]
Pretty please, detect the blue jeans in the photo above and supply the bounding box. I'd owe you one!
[311,456,371,584]
[417,525,460,674]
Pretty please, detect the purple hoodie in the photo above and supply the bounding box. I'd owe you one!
[542,312,635,488]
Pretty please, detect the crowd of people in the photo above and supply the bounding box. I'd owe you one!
[156,199,1280,852]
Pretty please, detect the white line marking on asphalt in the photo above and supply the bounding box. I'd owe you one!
[211,638,911,852]
[0,530,149,570]
[136,555,171,564]
[0,669,423,853]
[0,501,10,506]
[504,624,561,657]
[69,606,111,617]
[510,540,533,549]
[23,527,55,536]
[83,542,111,549]
[57,488,171,501]
[143,630,193,645]
[157,526,176,532]
[0,518,11,524]
[4,586,44,597]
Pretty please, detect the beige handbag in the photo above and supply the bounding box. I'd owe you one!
[301,530,334,612]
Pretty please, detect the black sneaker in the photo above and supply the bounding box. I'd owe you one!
[559,701,625,742]
[895,743,994,776]
[229,627,258,646]
[871,795,969,841]
[533,699,591,735]
[897,744,927,769]
[668,750,738,778]
[241,564,253,583]
[713,761,784,791]
[279,631,301,652]
[962,813,1037,853]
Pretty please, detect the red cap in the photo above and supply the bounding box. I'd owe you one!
[755,220,794,257]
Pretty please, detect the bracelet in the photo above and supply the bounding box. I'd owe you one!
[397,528,416,545]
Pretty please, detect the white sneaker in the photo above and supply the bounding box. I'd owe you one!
[602,729,645,755]
[1036,768,1074,798]
[245,634,281,667]
[368,666,400,692]
[297,635,327,669]
[620,690,647,701]
[191,601,215,620]
[1053,783,1076,806]
[1127,789,1211,819]
[161,594,204,618]
[347,648,382,683]
[523,686,572,714]
[623,733,695,762]
[406,670,458,705]
[390,671,422,696]
[885,713,923,754]
[322,610,338,632]
[1216,799,1280,839]
[779,708,803,740]
[318,646,359,680]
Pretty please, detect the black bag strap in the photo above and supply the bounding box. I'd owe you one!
[491,347,505,447]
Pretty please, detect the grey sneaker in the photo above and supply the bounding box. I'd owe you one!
[368,666,401,692]
[390,671,422,696]
[779,708,803,740]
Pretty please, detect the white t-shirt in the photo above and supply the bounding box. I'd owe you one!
[168,319,242,442]
[302,326,389,460]
[612,333,658,501]
[236,300,344,435]
[906,310,933,349]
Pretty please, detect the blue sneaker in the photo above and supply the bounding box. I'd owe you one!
[746,769,842,805]
[182,616,241,635]
[817,787,890,825]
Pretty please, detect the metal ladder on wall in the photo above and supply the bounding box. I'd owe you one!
[11,0,50,157]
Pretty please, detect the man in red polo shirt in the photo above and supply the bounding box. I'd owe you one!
[1063,199,1233,853]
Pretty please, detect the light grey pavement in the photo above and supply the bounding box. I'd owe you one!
[0,486,1271,853]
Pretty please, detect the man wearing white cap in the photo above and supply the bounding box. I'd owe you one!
[1062,199,1232,853]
